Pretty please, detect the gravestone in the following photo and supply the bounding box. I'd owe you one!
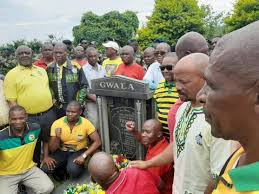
[90,76,154,160]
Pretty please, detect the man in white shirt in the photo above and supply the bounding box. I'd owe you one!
[83,47,106,129]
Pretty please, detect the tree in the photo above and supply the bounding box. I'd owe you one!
[73,11,139,48]
[202,5,226,41]
[137,0,206,49]
[224,0,259,32]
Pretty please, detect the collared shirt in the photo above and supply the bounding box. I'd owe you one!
[4,65,53,114]
[145,137,173,194]
[50,116,95,152]
[153,80,179,140]
[0,123,41,175]
[102,57,123,77]
[172,102,234,194]
[143,61,164,90]
[213,147,259,194]
[82,63,106,88]
[106,168,160,194]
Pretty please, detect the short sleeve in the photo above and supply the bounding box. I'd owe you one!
[4,71,17,101]
[50,121,58,137]
[86,119,96,135]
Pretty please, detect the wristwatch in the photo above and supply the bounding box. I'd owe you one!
[82,153,88,159]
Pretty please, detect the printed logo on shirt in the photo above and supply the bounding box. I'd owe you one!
[28,134,35,142]
[195,132,203,146]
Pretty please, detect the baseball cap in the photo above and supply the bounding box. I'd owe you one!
[102,41,120,51]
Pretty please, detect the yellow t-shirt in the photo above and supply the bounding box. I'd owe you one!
[102,57,123,76]
[213,147,259,194]
[4,65,52,114]
[50,116,95,151]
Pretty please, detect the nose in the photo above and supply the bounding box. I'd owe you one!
[197,83,207,104]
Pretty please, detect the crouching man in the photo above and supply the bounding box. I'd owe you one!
[0,105,54,194]
[41,101,101,178]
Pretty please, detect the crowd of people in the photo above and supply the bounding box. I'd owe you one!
[0,20,259,194]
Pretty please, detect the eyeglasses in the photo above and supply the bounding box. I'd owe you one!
[160,65,173,71]
[155,51,167,56]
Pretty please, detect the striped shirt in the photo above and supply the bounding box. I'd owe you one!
[153,80,179,140]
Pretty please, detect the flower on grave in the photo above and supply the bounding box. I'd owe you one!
[64,182,104,194]
[112,154,129,170]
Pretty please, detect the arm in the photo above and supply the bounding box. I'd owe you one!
[78,68,89,104]
[87,94,97,102]
[129,142,174,169]
[125,121,142,143]
[204,179,215,194]
[73,131,101,165]
[48,128,62,153]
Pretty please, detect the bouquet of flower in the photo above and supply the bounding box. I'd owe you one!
[112,154,129,171]
[64,182,105,194]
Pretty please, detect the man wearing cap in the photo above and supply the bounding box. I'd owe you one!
[102,41,123,76]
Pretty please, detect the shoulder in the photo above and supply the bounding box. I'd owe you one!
[70,61,81,69]
[52,117,66,126]
[0,126,10,140]
[148,62,160,69]
[27,122,41,130]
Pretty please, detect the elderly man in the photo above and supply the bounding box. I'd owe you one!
[130,53,234,194]
[83,47,106,129]
[115,45,144,80]
[89,152,162,194]
[34,42,54,70]
[72,45,87,66]
[0,106,54,194]
[144,42,171,90]
[42,101,101,178]
[143,47,155,70]
[198,21,259,193]
[126,119,173,194]
[102,41,122,76]
[4,45,56,166]
[153,53,179,140]
[47,42,88,117]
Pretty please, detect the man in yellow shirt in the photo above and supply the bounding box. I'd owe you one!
[102,41,123,76]
[4,45,56,166]
[198,21,259,193]
[41,101,101,178]
[0,106,54,193]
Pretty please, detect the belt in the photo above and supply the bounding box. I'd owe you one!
[28,107,53,117]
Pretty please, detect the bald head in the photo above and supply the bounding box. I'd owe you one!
[210,21,259,86]
[174,53,209,103]
[144,119,162,133]
[88,152,118,189]
[54,42,67,51]
[176,32,209,59]
[15,45,32,56]
[143,47,155,65]
[121,45,134,55]
[175,53,209,76]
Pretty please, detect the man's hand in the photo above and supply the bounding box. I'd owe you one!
[125,121,136,133]
[41,156,56,170]
[129,160,149,169]
[73,155,85,166]
[55,128,62,138]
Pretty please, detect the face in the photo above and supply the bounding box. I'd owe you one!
[41,45,53,59]
[160,57,177,82]
[81,41,89,49]
[16,47,33,67]
[120,48,134,65]
[87,51,98,66]
[143,51,155,65]
[9,110,27,133]
[141,122,161,147]
[105,47,116,58]
[197,66,255,140]
[66,105,81,123]
[74,47,85,59]
[155,46,168,64]
[175,69,205,103]
[53,47,67,65]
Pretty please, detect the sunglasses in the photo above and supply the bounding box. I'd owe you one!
[160,65,173,71]
[155,51,167,56]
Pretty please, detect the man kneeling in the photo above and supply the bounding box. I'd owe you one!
[88,152,162,194]
[42,101,101,178]
[0,106,54,194]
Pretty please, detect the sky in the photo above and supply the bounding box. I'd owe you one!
[0,0,236,45]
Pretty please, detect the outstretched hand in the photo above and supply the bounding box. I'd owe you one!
[129,160,149,169]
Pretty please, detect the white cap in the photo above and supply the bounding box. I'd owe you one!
[102,41,120,51]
